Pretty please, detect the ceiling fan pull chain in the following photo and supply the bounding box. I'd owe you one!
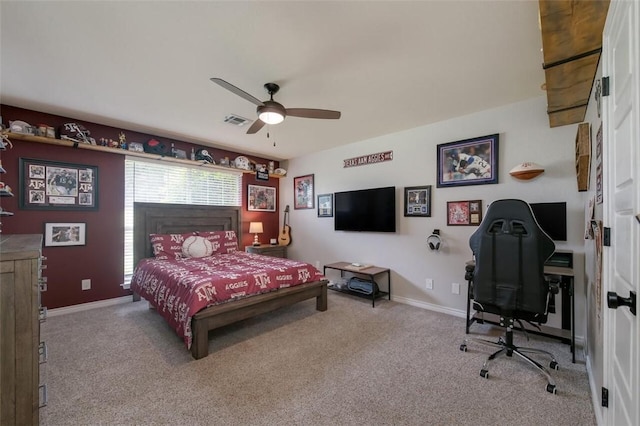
[267,130,276,147]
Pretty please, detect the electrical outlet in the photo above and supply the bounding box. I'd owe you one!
[452,282,460,295]
[425,278,433,290]
[82,279,91,291]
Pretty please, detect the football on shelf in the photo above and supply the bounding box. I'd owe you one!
[509,162,545,180]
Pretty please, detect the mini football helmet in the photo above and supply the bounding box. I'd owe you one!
[195,149,214,164]
[58,122,95,144]
[143,139,167,155]
[234,156,250,170]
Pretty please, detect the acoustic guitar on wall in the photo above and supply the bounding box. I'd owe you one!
[279,205,292,246]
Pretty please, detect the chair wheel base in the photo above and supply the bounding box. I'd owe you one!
[550,361,559,370]
[460,344,467,352]
[546,383,557,394]
[480,369,489,378]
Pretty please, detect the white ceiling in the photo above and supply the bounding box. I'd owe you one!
[1,1,545,161]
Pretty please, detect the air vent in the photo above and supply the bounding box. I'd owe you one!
[224,114,252,127]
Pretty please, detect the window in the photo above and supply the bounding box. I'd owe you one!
[123,158,242,283]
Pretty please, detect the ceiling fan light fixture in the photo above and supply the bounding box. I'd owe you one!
[258,110,285,124]
[210,78,341,135]
[257,100,286,125]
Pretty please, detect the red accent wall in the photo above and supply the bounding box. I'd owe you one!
[241,173,280,246]
[0,105,281,308]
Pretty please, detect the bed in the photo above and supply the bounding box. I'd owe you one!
[130,202,328,359]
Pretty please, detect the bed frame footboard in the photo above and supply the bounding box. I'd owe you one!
[190,280,328,359]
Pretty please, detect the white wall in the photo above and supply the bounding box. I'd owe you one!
[280,96,588,339]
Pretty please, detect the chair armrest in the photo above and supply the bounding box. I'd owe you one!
[546,275,560,295]
[465,264,474,281]
[546,275,560,314]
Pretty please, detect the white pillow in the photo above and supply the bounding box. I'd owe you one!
[182,235,214,258]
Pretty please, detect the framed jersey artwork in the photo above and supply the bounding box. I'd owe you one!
[436,134,499,188]
[19,158,99,210]
[447,200,483,226]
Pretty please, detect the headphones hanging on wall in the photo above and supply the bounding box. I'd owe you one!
[427,230,442,251]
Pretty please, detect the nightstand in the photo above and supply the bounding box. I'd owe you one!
[245,244,287,258]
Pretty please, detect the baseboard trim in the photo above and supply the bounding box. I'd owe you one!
[47,295,132,317]
[392,295,467,318]
[586,354,605,425]
[392,295,586,346]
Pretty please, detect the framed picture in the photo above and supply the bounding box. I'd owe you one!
[404,185,431,217]
[436,134,499,188]
[44,222,86,247]
[447,200,483,226]
[19,158,98,210]
[317,193,333,217]
[247,184,276,212]
[294,174,314,209]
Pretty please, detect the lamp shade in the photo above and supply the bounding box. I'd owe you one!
[258,110,285,125]
[249,222,263,234]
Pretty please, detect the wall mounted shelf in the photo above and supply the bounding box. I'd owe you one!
[539,0,610,128]
[6,133,284,178]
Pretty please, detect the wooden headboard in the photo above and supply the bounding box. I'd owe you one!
[133,202,242,266]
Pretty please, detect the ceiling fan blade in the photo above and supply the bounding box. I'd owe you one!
[286,108,341,120]
[246,119,266,134]
[210,78,264,106]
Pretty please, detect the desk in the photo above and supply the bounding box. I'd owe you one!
[465,261,576,363]
[323,262,391,307]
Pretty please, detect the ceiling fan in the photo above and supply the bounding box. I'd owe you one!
[210,78,341,134]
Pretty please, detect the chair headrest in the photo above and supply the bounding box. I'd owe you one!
[470,199,555,257]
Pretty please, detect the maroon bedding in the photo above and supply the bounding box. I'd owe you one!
[131,251,325,349]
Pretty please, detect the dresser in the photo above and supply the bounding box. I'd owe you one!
[245,244,287,258]
[0,234,46,425]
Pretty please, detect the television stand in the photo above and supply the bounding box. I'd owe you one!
[323,262,391,307]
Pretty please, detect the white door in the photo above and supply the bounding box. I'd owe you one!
[602,1,639,425]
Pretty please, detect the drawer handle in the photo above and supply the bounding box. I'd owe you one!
[39,277,48,292]
[39,341,48,364]
[39,306,48,322]
[39,384,48,408]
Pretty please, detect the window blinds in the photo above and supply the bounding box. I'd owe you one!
[123,158,242,277]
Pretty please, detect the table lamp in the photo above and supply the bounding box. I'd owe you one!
[249,222,263,246]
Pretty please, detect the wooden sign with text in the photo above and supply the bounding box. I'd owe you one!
[256,170,269,181]
[343,151,393,168]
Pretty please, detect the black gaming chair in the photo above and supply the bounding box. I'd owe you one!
[460,199,560,394]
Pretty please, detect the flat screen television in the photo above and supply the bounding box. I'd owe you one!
[334,186,396,232]
[530,202,567,241]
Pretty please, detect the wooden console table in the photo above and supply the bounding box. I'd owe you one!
[323,262,391,307]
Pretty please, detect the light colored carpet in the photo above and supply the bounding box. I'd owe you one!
[41,292,595,425]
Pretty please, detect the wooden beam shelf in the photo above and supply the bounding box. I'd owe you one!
[5,132,284,178]
[539,0,610,128]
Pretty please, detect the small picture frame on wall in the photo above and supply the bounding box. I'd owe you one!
[44,222,86,247]
[436,134,499,188]
[404,185,431,217]
[317,193,333,217]
[447,200,483,226]
[294,174,314,209]
[247,184,276,212]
